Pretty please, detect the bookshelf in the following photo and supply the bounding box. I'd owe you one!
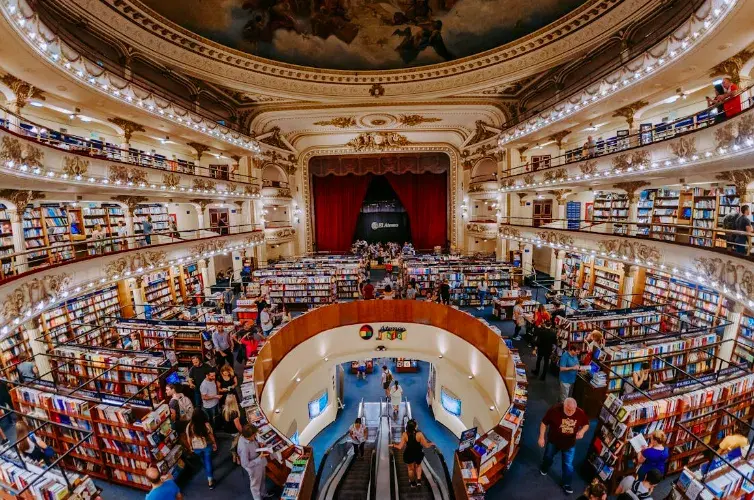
[133,204,168,240]
[394,358,418,373]
[643,272,729,330]
[733,314,754,367]
[0,325,32,381]
[593,192,629,235]
[335,264,361,300]
[636,190,655,237]
[690,188,717,248]
[253,268,336,306]
[182,263,204,306]
[672,455,754,499]
[10,386,182,491]
[717,186,740,228]
[0,204,13,278]
[142,271,178,320]
[42,204,74,263]
[115,319,206,366]
[39,286,121,348]
[22,205,47,267]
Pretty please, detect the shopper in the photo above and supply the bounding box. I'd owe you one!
[477,280,488,310]
[17,359,39,382]
[116,220,129,251]
[212,327,234,368]
[259,303,274,337]
[169,219,179,239]
[626,362,651,395]
[637,431,669,480]
[538,398,590,495]
[362,279,375,300]
[390,380,403,415]
[200,371,222,426]
[91,224,105,254]
[142,216,154,246]
[186,410,217,490]
[129,331,142,351]
[356,359,367,380]
[615,469,662,500]
[238,424,268,500]
[582,136,596,158]
[218,364,239,406]
[166,383,193,443]
[735,204,752,254]
[146,466,183,500]
[534,304,551,327]
[15,420,52,464]
[390,419,435,488]
[559,344,582,401]
[381,285,395,300]
[439,279,451,305]
[532,320,557,380]
[512,297,526,341]
[405,283,418,300]
[188,355,211,408]
[381,365,393,399]
[221,394,247,464]
[349,417,367,458]
[721,77,742,119]
[223,287,234,315]
[575,481,607,500]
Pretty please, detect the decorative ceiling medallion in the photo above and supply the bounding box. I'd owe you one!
[359,114,397,129]
[346,132,411,151]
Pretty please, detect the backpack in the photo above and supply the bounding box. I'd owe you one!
[722,212,741,230]
[631,478,651,499]
[385,370,393,385]
[176,393,194,422]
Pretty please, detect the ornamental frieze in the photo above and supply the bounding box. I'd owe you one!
[103,251,167,280]
[347,132,410,152]
[1,273,72,325]
[62,156,89,177]
[499,226,522,239]
[694,257,754,297]
[0,136,43,168]
[669,137,697,160]
[536,231,574,247]
[163,172,182,189]
[192,179,217,192]
[597,240,661,263]
[191,240,229,257]
[109,165,148,185]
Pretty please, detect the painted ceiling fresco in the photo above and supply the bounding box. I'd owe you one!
[140,0,589,71]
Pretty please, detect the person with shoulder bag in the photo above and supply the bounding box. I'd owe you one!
[186,410,217,490]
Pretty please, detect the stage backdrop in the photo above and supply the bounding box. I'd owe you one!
[311,154,449,252]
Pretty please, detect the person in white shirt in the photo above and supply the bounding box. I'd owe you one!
[259,303,274,337]
[615,470,662,500]
[477,280,488,310]
[349,417,368,458]
[389,380,403,416]
[238,424,268,499]
[116,221,129,251]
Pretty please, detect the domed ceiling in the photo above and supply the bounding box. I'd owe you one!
[138,0,589,71]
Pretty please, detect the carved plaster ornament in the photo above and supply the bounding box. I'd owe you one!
[227,182,238,193]
[462,159,474,171]
[714,123,736,150]
[1,73,45,111]
[191,239,229,257]
[548,130,571,149]
[543,168,568,182]
[244,233,265,245]
[522,174,535,185]
[467,121,497,145]
[346,132,410,151]
[579,160,598,175]
[598,240,661,263]
[694,257,754,297]
[737,114,754,139]
[313,117,357,128]
[108,118,145,144]
[258,127,290,151]
[549,189,571,204]
[234,201,245,214]
[110,195,149,214]
[536,231,574,247]
[611,99,649,129]
[516,146,529,163]
[613,181,650,204]
[398,115,442,126]
[499,226,521,238]
[369,84,385,98]
[715,169,754,197]
[669,137,697,160]
[62,156,89,177]
[244,185,260,197]
[189,198,211,212]
[709,49,754,84]
[0,273,72,324]
[494,149,506,162]
[516,192,528,207]
[109,165,148,185]
[192,179,216,192]
[0,136,44,168]
[273,228,296,239]
[163,172,181,189]
[0,189,45,209]
[103,251,167,279]
[471,144,496,157]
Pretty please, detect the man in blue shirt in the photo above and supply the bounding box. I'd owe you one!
[145,466,182,500]
[142,216,154,246]
[559,344,581,402]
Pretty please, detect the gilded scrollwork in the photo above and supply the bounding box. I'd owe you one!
[523,174,535,185]
[163,173,181,189]
[0,136,43,168]
[714,123,736,150]
[499,226,521,239]
[244,185,261,197]
[694,257,754,297]
[0,189,45,209]
[579,160,598,175]
[597,240,661,262]
[536,231,574,247]
[669,137,697,159]
[191,240,229,257]
[543,168,567,182]
[62,156,89,177]
[0,273,72,324]
[109,165,148,185]
[347,132,410,151]
[313,117,357,128]
[103,251,167,279]
[192,179,217,191]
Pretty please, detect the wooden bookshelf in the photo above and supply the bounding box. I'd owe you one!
[133,204,168,241]
[39,285,120,348]
[651,189,692,244]
[253,268,336,306]
[116,319,206,365]
[593,191,629,235]
[141,270,179,320]
[578,256,625,308]
[181,262,204,306]
[0,325,32,381]
[0,204,13,279]
[643,272,729,330]
[733,313,754,367]
[636,190,655,237]
[562,253,583,295]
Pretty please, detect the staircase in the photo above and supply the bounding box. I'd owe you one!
[393,451,433,499]
[335,443,375,500]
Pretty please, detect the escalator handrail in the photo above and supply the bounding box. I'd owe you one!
[313,430,353,499]
[422,447,454,500]
[375,414,393,499]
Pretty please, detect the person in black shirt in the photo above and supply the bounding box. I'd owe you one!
[532,320,557,380]
[735,204,753,254]
[551,300,566,322]
[188,355,211,408]
[439,279,451,305]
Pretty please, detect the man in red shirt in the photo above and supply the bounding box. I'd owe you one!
[538,398,590,494]
[721,77,742,119]
[362,279,375,300]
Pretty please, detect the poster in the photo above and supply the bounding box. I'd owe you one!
[459,427,478,451]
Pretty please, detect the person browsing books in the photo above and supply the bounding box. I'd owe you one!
[576,481,607,500]
[531,320,557,380]
[615,469,662,500]
[539,398,590,495]
[145,466,183,500]
[238,424,268,500]
[200,371,222,426]
[559,344,582,401]
[637,431,668,480]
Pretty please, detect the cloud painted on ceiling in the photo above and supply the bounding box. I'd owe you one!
[141,0,589,71]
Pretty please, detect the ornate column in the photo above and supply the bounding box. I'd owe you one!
[188,142,211,177]
[622,265,641,308]
[189,199,210,233]
[715,169,754,203]
[198,258,213,294]
[614,181,650,231]
[1,73,45,121]
[231,250,243,280]
[131,276,146,319]
[108,118,145,154]
[719,301,743,369]
[553,250,566,291]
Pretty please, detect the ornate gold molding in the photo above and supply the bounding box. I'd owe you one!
[709,49,754,84]
[192,179,217,192]
[695,257,754,296]
[187,142,211,161]
[669,136,697,160]
[516,192,528,207]
[598,239,661,262]
[189,199,211,211]
[537,231,574,246]
[103,251,167,279]
[108,117,145,144]
[313,117,357,128]
[543,168,568,182]
[549,189,571,204]
[398,115,442,126]
[467,121,497,145]
[108,165,148,185]
[346,132,410,151]
[611,99,649,129]
[191,239,229,256]
[163,172,181,189]
[499,226,522,239]
[516,146,528,163]
[0,136,44,168]
[1,273,71,324]
[244,185,260,197]
[0,73,44,111]
[613,181,650,203]
[579,160,598,175]
[716,169,754,196]
[62,156,89,177]
[611,150,650,171]
[0,189,45,209]
[548,130,571,149]
[259,127,290,151]
[234,200,245,214]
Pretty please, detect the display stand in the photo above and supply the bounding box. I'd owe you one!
[349,359,374,374]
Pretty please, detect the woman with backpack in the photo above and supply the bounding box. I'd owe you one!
[186,410,217,490]
[381,365,393,399]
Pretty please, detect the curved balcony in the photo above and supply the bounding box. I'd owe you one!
[0,125,260,199]
[264,226,296,244]
[498,217,754,302]
[466,221,499,239]
[500,91,754,192]
[497,0,740,145]
[261,180,292,200]
[468,175,499,199]
[0,224,264,330]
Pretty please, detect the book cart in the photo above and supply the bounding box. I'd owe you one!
[586,348,754,491]
[0,409,101,500]
[5,349,182,492]
[452,348,527,498]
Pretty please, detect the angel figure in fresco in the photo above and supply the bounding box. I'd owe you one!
[393,20,452,64]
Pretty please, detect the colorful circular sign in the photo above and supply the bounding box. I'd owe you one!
[359,325,373,340]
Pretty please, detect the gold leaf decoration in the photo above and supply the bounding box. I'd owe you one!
[347,132,410,151]
[313,117,357,128]
[62,156,89,177]
[669,137,697,159]
[398,114,442,126]
[579,160,597,175]
[163,173,181,189]
[192,179,217,191]
[598,240,661,262]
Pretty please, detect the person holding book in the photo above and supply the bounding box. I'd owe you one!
[145,466,183,500]
[238,424,268,500]
[186,410,217,490]
[217,364,239,406]
[615,469,662,500]
[637,431,669,480]
[559,344,582,401]
[538,398,590,495]
[15,420,53,464]
[626,363,651,395]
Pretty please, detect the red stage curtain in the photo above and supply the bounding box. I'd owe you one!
[385,173,447,250]
[312,174,372,252]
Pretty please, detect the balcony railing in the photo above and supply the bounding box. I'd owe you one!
[0,105,258,185]
[499,216,754,259]
[0,223,263,284]
[505,85,754,178]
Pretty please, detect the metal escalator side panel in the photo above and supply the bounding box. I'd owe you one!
[391,447,399,500]
[422,453,451,500]
[317,450,355,500]
[375,415,393,499]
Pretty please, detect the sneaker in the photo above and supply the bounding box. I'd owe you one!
[539,468,547,476]
[512,335,522,341]
[208,480,216,490]
[410,481,416,488]
[563,485,573,494]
